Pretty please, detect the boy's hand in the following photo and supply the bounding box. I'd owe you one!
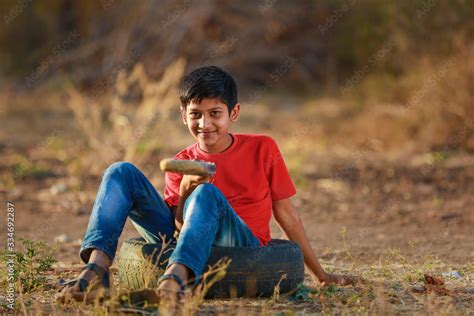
[179,174,212,197]
[174,174,213,232]
[321,273,359,286]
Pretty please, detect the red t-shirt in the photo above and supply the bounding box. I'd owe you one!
[163,133,296,246]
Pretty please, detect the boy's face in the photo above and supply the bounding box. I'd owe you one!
[181,98,240,153]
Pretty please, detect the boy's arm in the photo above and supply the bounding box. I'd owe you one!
[173,174,211,231]
[173,190,191,231]
[273,197,356,286]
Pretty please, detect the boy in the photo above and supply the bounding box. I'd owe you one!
[57,66,354,305]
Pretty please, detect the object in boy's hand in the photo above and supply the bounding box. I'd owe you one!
[159,158,216,176]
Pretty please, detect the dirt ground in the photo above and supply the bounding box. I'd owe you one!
[4,149,474,266]
[1,100,473,314]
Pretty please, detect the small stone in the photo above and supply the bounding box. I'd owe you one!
[464,287,474,294]
[411,285,425,293]
[72,239,83,246]
[55,234,72,243]
[10,187,23,200]
[74,207,88,216]
[50,183,68,195]
[441,271,462,280]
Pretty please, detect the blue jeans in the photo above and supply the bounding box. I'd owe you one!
[80,162,260,284]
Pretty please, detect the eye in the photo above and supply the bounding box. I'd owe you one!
[210,111,221,116]
[189,112,200,118]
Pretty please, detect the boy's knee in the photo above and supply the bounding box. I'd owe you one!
[103,161,136,177]
[184,183,222,217]
[192,183,219,197]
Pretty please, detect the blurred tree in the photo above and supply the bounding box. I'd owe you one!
[0,0,471,92]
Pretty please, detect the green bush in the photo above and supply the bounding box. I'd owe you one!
[0,238,57,293]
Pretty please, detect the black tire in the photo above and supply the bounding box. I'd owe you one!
[117,238,304,298]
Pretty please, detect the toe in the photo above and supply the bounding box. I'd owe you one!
[56,283,84,303]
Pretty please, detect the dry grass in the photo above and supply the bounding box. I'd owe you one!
[65,58,186,175]
[1,229,472,315]
[1,39,473,315]
[338,41,474,153]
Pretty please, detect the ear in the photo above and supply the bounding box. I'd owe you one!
[180,106,187,125]
[229,103,240,122]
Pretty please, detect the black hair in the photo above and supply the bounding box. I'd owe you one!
[179,66,238,112]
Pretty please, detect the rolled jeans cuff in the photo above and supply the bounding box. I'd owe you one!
[79,241,116,264]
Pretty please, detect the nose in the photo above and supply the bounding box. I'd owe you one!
[198,115,210,128]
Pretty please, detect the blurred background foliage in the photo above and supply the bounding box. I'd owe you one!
[0,0,473,157]
[1,0,471,91]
